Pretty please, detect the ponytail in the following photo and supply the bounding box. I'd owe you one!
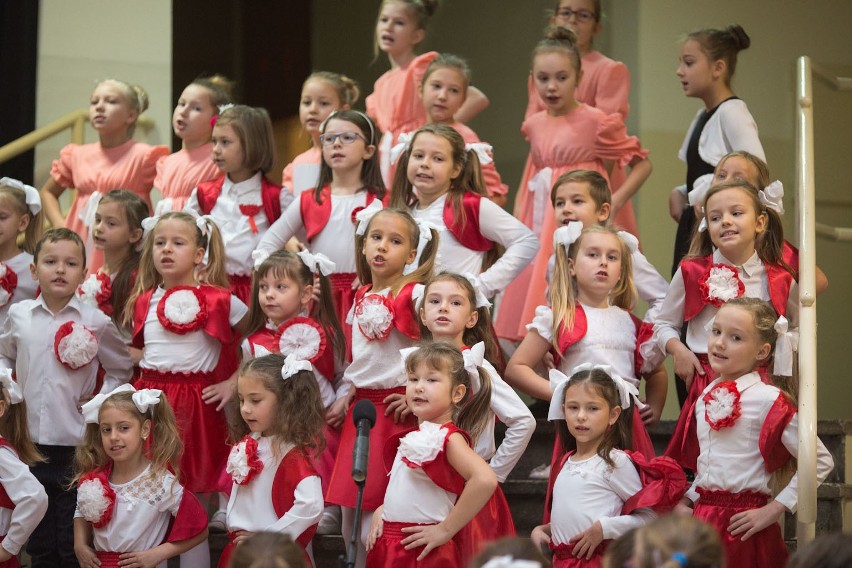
[0,395,43,465]
[455,366,492,445]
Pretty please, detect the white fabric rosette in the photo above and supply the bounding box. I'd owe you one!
[399,421,447,466]
[55,322,98,370]
[164,289,201,325]
[705,266,742,304]
[77,478,113,524]
[356,294,394,340]
[278,321,323,361]
[0,263,12,308]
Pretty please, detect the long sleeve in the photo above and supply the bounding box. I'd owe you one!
[716,102,765,161]
[598,457,656,540]
[96,319,134,393]
[650,267,686,356]
[632,249,669,322]
[266,476,324,536]
[256,199,305,256]
[0,446,48,554]
[484,368,535,482]
[774,413,834,512]
[477,198,540,297]
[0,313,17,370]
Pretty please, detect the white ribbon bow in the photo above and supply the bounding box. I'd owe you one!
[355,200,384,236]
[548,364,638,421]
[480,556,542,568]
[465,143,494,166]
[759,180,785,215]
[297,249,336,276]
[0,177,42,215]
[81,384,163,424]
[281,353,313,381]
[399,346,419,376]
[773,315,799,376]
[553,221,583,251]
[697,207,708,233]
[390,131,414,165]
[141,215,160,239]
[0,368,23,405]
[403,219,437,276]
[528,167,553,238]
[217,103,234,115]
[462,342,485,395]
[252,249,271,269]
[688,173,714,207]
[185,210,214,238]
[461,272,491,308]
[617,230,639,254]
[78,191,103,228]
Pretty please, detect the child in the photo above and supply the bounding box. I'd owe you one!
[221,354,325,567]
[154,75,235,214]
[78,190,147,333]
[671,298,834,567]
[0,371,48,565]
[283,72,360,198]
[649,180,799,456]
[0,228,133,566]
[227,532,308,568]
[0,178,43,323]
[73,384,208,566]
[39,79,169,272]
[325,207,438,568]
[628,515,723,568]
[531,366,685,566]
[669,25,763,275]
[391,123,539,303]
[126,212,249,503]
[419,272,535,557]
[496,26,651,342]
[258,109,385,345]
[365,342,498,566]
[368,0,488,185]
[185,104,290,303]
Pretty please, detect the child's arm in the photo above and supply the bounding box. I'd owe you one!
[0,447,48,560]
[400,432,497,560]
[530,523,552,554]
[366,504,385,551]
[476,199,540,298]
[611,156,653,215]
[255,200,305,257]
[639,364,667,426]
[505,328,552,401]
[631,249,669,323]
[117,529,208,568]
[96,318,134,393]
[454,86,489,123]
[483,362,536,482]
[73,517,100,568]
[652,270,703,387]
[266,474,324,537]
[39,177,67,228]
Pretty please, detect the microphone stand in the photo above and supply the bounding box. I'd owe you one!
[341,477,366,568]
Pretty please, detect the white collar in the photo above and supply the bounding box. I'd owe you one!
[714,249,762,278]
[223,172,263,197]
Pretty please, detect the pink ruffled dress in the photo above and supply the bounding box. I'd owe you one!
[281,146,322,198]
[153,142,219,213]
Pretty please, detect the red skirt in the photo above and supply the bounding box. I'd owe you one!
[329,272,356,361]
[95,552,121,568]
[693,489,787,568]
[325,387,417,510]
[455,485,515,563]
[136,368,230,493]
[366,521,461,567]
[314,423,342,496]
[228,273,253,305]
[665,355,717,462]
[551,541,608,568]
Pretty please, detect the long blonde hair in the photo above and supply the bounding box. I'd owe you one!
[0,183,43,255]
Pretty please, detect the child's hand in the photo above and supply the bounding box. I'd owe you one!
[638,399,661,426]
[543,352,555,371]
[674,498,694,516]
[669,188,687,222]
[351,276,361,290]
[0,548,13,563]
[401,521,453,561]
[74,543,101,568]
[384,392,411,423]
[233,530,256,545]
[118,548,164,568]
[366,506,384,551]
[569,521,604,560]
[670,343,704,388]
[284,237,305,253]
[325,397,349,429]
[202,377,236,411]
[728,500,786,541]
[311,274,322,304]
[530,524,552,552]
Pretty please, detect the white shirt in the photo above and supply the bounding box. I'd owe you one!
[550,450,655,545]
[0,443,48,555]
[382,447,458,524]
[185,172,294,276]
[257,192,369,273]
[0,296,132,445]
[477,360,535,482]
[139,287,247,373]
[0,252,37,325]
[226,435,323,536]
[686,372,834,512]
[411,195,540,298]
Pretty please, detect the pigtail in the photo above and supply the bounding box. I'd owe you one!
[146,394,183,482]
[0,396,43,466]
[123,233,158,329]
[73,423,107,484]
[609,240,637,312]
[396,226,438,293]
[315,271,347,363]
[21,208,44,255]
[199,218,229,288]
[757,208,787,269]
[455,366,493,445]
[354,231,373,287]
[549,239,577,352]
[390,150,418,209]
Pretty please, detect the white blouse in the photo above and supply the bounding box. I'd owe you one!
[0,444,47,555]
[382,445,458,524]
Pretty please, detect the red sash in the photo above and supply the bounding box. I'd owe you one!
[382,422,471,495]
[196,175,282,223]
[271,449,320,550]
[301,185,377,242]
[353,282,421,340]
[442,191,493,252]
[131,285,235,349]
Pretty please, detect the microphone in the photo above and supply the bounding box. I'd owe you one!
[351,399,376,484]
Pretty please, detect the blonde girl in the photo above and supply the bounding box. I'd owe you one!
[0,177,43,322]
[74,385,208,567]
[366,343,498,566]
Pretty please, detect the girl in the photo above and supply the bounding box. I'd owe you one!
[258,109,385,346]
[185,104,290,303]
[496,26,651,342]
[419,272,535,559]
[282,72,359,198]
[650,180,799,459]
[125,212,249,501]
[40,79,169,272]
[391,123,539,303]
[671,298,834,567]
[365,342,498,566]
[368,0,488,185]
[629,511,723,568]
[73,384,208,568]
[325,207,438,568]
[531,366,684,567]
[0,178,43,323]
[220,354,325,567]
[669,24,763,276]
[79,190,147,332]
[154,75,235,214]
[0,371,48,566]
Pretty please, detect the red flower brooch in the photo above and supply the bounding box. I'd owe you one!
[77,471,116,528]
[227,435,264,485]
[699,263,744,308]
[703,381,742,430]
[0,262,18,308]
[157,287,208,334]
[238,193,264,234]
[54,322,98,370]
[78,273,112,316]
[354,294,395,341]
[275,317,327,362]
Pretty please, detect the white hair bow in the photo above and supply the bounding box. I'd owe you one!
[553,221,583,251]
[759,180,785,215]
[81,384,162,424]
[281,353,313,381]
[252,249,271,269]
[403,219,437,276]
[185,210,214,239]
[461,272,491,308]
[0,368,22,405]
[355,200,384,236]
[480,556,542,568]
[688,173,714,207]
[78,191,103,228]
[773,315,799,376]
[697,207,708,233]
[465,143,494,166]
[462,342,485,395]
[298,249,336,276]
[389,131,414,165]
[617,230,639,254]
[217,103,234,115]
[141,215,160,239]
[0,177,42,215]
[548,364,638,421]
[399,346,419,376]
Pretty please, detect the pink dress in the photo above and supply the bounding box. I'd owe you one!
[514,51,637,236]
[495,105,647,341]
[153,143,219,213]
[50,140,168,271]
[281,146,322,197]
[366,51,438,186]
[448,122,508,198]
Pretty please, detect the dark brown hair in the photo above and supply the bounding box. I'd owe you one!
[315,110,385,203]
[533,25,582,75]
[0,390,43,465]
[228,532,307,568]
[550,169,612,212]
[34,227,86,266]
[215,105,276,174]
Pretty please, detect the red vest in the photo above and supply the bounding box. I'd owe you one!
[383,422,471,495]
[300,185,377,242]
[195,176,282,223]
[246,317,336,379]
[271,449,320,549]
[442,192,493,252]
[353,282,421,340]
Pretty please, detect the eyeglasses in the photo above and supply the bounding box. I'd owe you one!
[555,8,596,23]
[319,131,367,146]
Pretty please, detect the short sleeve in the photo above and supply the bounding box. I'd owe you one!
[412,51,439,90]
[229,295,249,326]
[594,62,631,117]
[50,144,79,188]
[281,161,295,193]
[595,113,648,168]
[144,145,170,181]
[526,305,554,341]
[153,152,169,191]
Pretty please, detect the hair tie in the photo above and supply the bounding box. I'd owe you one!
[354,200,384,236]
[280,353,313,381]
[773,315,798,376]
[460,272,492,308]
[81,384,163,424]
[0,177,42,216]
[390,131,414,165]
[0,368,23,404]
[464,142,494,166]
[759,180,785,215]
[480,556,542,568]
[548,364,638,421]
[78,191,103,228]
[462,342,485,394]
[403,219,437,276]
[671,552,688,566]
[553,221,583,250]
[297,249,336,276]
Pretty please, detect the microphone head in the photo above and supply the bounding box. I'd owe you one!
[352,399,377,428]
